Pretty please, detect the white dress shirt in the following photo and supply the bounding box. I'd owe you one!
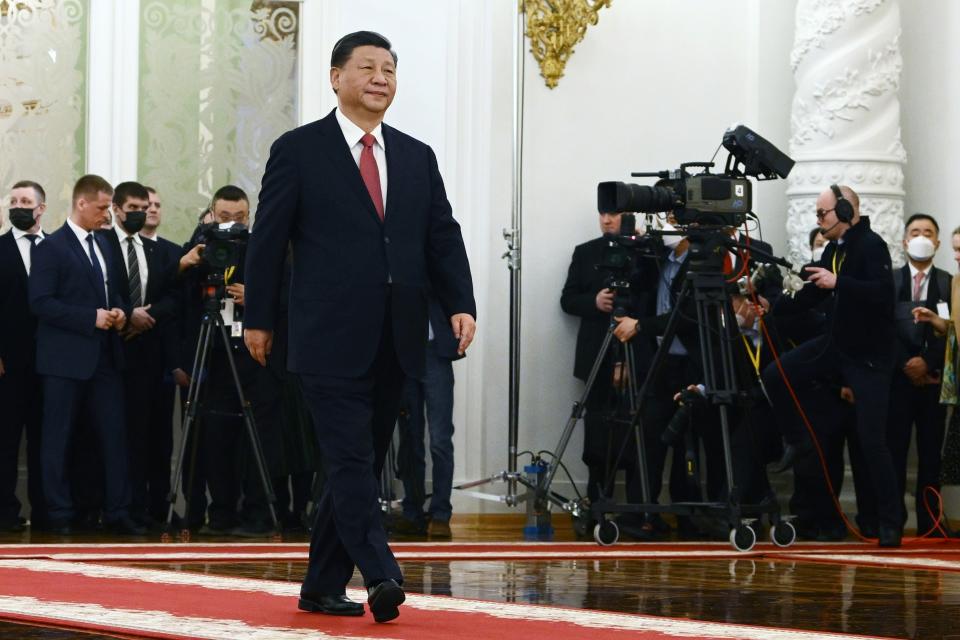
[12,227,44,275]
[908,262,932,302]
[67,217,109,304]
[335,108,388,212]
[114,225,149,300]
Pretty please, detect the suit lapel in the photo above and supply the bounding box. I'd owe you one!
[143,237,159,304]
[0,232,28,280]
[382,123,402,223]
[315,110,383,225]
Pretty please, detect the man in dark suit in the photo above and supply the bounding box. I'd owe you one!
[762,184,901,547]
[885,213,951,535]
[244,31,475,623]
[560,211,651,537]
[0,180,48,531]
[395,296,464,538]
[29,174,144,535]
[101,181,181,527]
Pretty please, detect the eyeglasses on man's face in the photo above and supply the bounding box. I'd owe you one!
[815,207,835,220]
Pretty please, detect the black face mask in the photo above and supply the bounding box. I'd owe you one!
[120,210,147,234]
[9,208,37,231]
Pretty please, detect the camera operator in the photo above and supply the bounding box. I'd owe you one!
[560,210,652,538]
[761,184,902,547]
[178,185,283,536]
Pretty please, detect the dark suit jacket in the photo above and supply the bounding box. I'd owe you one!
[561,237,613,381]
[0,231,38,371]
[101,229,179,322]
[774,216,895,365]
[892,263,951,373]
[244,109,476,378]
[29,223,126,380]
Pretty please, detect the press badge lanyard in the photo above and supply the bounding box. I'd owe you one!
[832,250,846,275]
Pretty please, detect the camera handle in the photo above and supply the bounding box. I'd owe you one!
[165,304,279,534]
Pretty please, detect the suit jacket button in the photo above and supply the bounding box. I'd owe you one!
[384,236,391,244]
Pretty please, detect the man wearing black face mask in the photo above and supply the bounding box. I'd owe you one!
[101,181,181,527]
[0,180,48,531]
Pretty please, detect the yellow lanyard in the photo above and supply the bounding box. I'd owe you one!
[224,265,236,285]
[831,249,845,275]
[740,333,761,375]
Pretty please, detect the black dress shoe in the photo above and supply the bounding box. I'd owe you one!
[878,526,902,548]
[298,593,364,616]
[769,439,813,474]
[367,579,405,623]
[104,516,148,536]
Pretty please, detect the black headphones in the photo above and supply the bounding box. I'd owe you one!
[830,184,854,223]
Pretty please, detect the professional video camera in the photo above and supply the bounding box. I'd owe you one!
[195,221,249,273]
[597,124,794,226]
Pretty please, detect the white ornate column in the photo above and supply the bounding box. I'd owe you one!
[786,0,906,266]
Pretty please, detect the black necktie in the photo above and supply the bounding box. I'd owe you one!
[24,234,39,267]
[127,236,142,308]
[85,233,107,307]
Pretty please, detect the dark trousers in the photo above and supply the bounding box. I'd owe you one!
[0,363,44,526]
[398,341,455,522]
[299,306,405,595]
[887,372,947,533]
[41,350,130,524]
[123,342,168,521]
[761,335,902,530]
[147,378,176,521]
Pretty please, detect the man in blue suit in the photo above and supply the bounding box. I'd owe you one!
[29,174,144,536]
[244,31,476,623]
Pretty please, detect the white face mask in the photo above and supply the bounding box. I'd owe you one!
[906,236,936,261]
[660,222,682,249]
[811,246,825,262]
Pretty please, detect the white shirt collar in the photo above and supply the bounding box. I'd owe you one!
[114,223,142,246]
[13,226,43,240]
[335,108,385,151]
[908,262,932,278]
[67,217,95,244]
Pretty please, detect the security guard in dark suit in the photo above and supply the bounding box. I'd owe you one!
[763,184,902,547]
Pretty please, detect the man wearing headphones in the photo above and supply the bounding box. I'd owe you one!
[762,184,902,547]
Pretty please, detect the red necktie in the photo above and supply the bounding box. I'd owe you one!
[360,133,384,221]
[913,271,925,302]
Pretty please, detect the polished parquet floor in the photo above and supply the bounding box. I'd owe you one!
[2,515,959,639]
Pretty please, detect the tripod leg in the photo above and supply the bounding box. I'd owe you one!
[166,319,214,528]
[214,318,279,529]
[622,342,653,506]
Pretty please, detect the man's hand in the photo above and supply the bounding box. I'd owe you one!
[172,368,191,388]
[595,288,614,313]
[903,356,930,386]
[805,266,837,290]
[840,386,855,404]
[129,305,155,332]
[244,328,273,366]
[110,308,127,331]
[226,283,245,306]
[95,308,114,330]
[613,316,639,342]
[451,313,476,355]
[179,244,204,273]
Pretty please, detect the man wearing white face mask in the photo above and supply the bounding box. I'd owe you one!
[883,213,952,537]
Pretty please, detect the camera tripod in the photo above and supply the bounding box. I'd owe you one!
[535,237,795,551]
[165,281,279,533]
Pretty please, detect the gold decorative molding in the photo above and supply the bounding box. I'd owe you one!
[521,0,612,89]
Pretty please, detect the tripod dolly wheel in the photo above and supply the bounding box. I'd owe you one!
[593,519,619,546]
[729,523,756,552]
[770,521,796,547]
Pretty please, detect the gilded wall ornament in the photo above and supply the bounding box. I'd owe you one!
[521,0,612,89]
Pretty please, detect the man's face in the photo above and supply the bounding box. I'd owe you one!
[598,212,622,235]
[903,218,939,251]
[9,186,45,228]
[213,199,249,226]
[75,191,113,231]
[815,189,846,241]
[146,191,162,228]
[113,196,149,224]
[330,45,397,120]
